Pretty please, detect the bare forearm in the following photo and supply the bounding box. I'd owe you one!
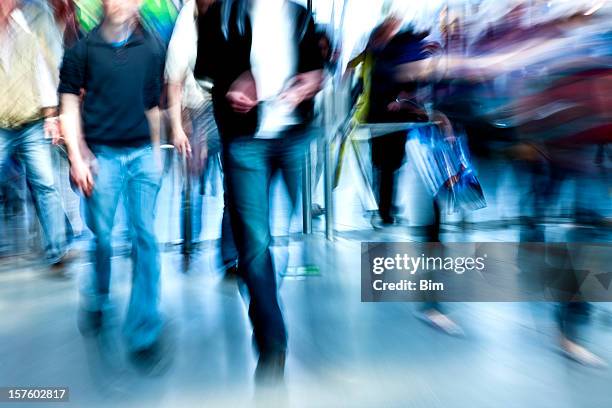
[146,107,161,146]
[167,83,184,136]
[167,81,193,156]
[301,70,324,97]
[279,70,324,108]
[60,94,84,162]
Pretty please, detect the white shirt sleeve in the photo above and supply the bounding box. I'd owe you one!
[36,50,59,108]
[165,0,197,84]
[165,0,208,108]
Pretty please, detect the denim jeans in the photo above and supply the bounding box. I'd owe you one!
[0,121,68,263]
[185,164,237,266]
[183,105,238,266]
[51,144,83,236]
[83,144,162,352]
[223,129,311,353]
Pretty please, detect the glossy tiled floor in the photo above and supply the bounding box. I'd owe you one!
[1,151,611,407]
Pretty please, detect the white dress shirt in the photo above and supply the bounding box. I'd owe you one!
[249,0,298,138]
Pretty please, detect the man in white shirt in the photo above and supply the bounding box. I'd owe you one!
[0,0,70,267]
[166,0,238,270]
[195,0,324,384]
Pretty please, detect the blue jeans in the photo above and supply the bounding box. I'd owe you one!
[84,145,162,352]
[183,105,238,265]
[0,122,68,262]
[223,129,311,353]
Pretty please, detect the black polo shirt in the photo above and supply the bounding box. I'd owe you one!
[59,25,165,147]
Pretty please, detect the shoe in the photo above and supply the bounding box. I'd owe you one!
[311,204,325,218]
[559,336,607,368]
[49,262,68,278]
[415,309,465,337]
[223,261,240,280]
[382,216,395,225]
[255,349,286,386]
[129,326,175,376]
[49,250,79,275]
[77,309,103,337]
[371,215,395,229]
[129,341,171,376]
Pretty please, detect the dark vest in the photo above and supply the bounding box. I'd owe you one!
[195,0,323,139]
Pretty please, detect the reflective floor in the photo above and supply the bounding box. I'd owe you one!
[0,152,611,407]
[2,234,612,407]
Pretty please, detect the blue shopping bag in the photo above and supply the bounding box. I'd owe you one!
[406,125,486,214]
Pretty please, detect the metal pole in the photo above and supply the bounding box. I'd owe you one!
[324,131,334,241]
[302,145,313,234]
[307,0,313,13]
[181,153,192,255]
[323,0,346,242]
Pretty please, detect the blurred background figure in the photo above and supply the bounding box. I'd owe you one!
[73,0,178,43]
[139,0,178,44]
[59,0,168,372]
[369,19,432,228]
[0,0,72,269]
[165,0,239,273]
[21,0,81,76]
[22,0,84,240]
[502,2,612,367]
[195,0,324,385]
[345,6,465,335]
[398,0,611,363]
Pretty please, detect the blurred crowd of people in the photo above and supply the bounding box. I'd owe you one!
[0,0,610,389]
[342,0,611,368]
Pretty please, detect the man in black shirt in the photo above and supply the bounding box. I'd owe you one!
[59,0,166,366]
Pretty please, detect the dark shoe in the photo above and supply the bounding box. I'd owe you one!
[223,261,240,280]
[255,350,286,386]
[371,215,395,229]
[129,342,168,376]
[49,250,79,276]
[381,215,395,225]
[49,262,69,278]
[311,204,325,218]
[78,309,103,337]
[129,327,175,376]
